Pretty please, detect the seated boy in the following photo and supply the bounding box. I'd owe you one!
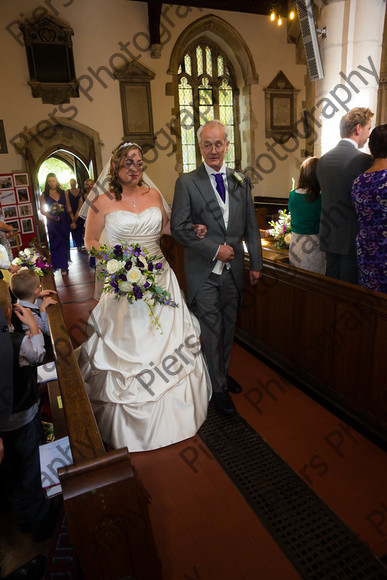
[0,279,59,542]
[9,268,57,337]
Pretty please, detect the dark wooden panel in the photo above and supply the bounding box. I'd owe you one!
[161,236,387,442]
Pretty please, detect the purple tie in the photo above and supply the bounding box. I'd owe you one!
[213,173,225,203]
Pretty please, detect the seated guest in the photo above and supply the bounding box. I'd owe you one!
[351,124,387,293]
[288,157,325,274]
[9,268,57,338]
[0,221,19,280]
[0,280,58,542]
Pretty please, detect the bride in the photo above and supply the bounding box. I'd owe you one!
[77,142,212,452]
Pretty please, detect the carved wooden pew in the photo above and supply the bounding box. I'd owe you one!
[41,268,162,580]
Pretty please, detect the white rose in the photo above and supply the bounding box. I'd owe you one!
[143,290,155,307]
[127,267,142,284]
[106,259,123,274]
[119,280,133,293]
[12,258,21,265]
[284,233,292,245]
[24,248,33,256]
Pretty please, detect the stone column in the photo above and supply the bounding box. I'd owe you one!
[313,0,386,154]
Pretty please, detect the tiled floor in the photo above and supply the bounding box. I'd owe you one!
[48,249,387,577]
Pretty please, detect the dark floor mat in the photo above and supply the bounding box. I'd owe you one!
[199,400,387,580]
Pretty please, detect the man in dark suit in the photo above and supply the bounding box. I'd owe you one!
[317,107,374,283]
[171,120,262,415]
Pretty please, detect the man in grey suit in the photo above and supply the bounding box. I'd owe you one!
[171,120,262,415]
[317,107,374,283]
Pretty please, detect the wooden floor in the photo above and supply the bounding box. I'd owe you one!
[1,248,386,579]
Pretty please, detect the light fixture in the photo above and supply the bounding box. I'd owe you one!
[269,2,297,26]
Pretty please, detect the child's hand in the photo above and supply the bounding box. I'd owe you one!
[13,304,39,335]
[39,289,58,298]
[40,296,57,311]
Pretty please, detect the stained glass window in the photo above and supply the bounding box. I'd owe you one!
[177,40,238,172]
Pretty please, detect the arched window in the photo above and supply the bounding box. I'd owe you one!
[177,40,240,173]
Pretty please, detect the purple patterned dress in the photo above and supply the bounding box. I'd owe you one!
[44,192,71,271]
[351,170,387,293]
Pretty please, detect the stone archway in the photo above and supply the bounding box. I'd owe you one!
[12,119,103,244]
[166,14,259,172]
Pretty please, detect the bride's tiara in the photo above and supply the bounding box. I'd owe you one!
[118,141,142,152]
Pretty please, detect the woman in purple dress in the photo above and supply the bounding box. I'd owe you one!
[67,178,85,250]
[351,124,387,293]
[39,173,74,276]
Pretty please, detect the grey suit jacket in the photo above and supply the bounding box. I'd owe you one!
[316,140,372,254]
[171,164,262,305]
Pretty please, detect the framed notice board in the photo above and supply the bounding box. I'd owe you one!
[0,172,36,255]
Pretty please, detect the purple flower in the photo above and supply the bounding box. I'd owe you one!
[148,262,154,271]
[133,246,141,257]
[155,262,162,270]
[119,273,127,281]
[144,281,150,288]
[113,244,123,258]
[124,260,132,270]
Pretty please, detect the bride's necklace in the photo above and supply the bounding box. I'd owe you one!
[127,189,142,208]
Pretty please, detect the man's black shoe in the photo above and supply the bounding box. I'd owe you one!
[226,375,242,394]
[213,391,236,415]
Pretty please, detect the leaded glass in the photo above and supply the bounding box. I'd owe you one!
[178,40,238,172]
[196,45,203,76]
[217,55,224,77]
[178,77,193,106]
[184,54,192,76]
[205,46,212,76]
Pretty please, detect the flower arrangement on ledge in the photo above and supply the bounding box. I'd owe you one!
[12,248,51,276]
[90,242,178,331]
[268,209,292,249]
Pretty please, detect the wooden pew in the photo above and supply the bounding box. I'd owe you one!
[41,267,162,579]
[161,235,387,444]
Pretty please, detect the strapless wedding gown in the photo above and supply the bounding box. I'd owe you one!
[77,207,211,452]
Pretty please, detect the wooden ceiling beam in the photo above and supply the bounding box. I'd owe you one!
[144,0,289,54]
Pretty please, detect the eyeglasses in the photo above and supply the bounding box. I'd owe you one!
[201,141,226,151]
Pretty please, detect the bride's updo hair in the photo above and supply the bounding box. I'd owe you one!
[108,141,146,201]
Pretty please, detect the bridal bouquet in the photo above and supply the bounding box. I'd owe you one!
[91,242,178,331]
[50,202,64,216]
[268,209,292,249]
[12,248,51,276]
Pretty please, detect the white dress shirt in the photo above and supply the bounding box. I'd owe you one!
[203,161,230,275]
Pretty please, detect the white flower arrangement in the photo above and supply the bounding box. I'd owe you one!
[231,171,245,189]
[12,248,51,277]
[91,242,178,331]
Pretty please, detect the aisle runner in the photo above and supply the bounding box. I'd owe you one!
[199,401,387,580]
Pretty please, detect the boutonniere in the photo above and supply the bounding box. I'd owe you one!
[231,171,245,190]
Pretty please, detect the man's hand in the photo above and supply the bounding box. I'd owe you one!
[216,244,234,263]
[193,224,207,239]
[249,270,262,286]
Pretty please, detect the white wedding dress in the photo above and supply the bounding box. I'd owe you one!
[77,207,211,452]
